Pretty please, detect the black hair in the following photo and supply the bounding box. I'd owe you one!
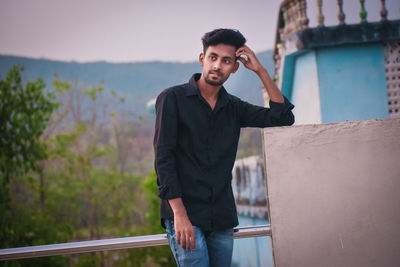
[201,28,246,53]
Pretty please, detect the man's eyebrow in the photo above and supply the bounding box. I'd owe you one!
[208,52,234,60]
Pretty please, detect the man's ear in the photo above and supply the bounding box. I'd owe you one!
[232,61,239,73]
[199,53,204,66]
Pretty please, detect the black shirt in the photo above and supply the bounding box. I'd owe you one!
[154,73,294,231]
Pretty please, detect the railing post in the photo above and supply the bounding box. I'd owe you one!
[300,0,309,29]
[337,0,346,25]
[317,0,324,27]
[359,0,368,23]
[380,0,388,21]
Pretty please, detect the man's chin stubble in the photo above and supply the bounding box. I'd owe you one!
[205,79,224,86]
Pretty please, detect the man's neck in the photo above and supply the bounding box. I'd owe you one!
[196,75,222,110]
[197,75,221,100]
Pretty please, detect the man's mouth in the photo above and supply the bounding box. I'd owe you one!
[209,71,221,77]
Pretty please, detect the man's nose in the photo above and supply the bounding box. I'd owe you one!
[213,60,221,70]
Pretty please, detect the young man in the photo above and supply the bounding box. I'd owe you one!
[154,29,294,266]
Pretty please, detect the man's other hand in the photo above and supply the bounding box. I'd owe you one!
[174,212,196,251]
[168,198,196,251]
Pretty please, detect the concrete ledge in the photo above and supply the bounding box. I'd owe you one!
[301,20,400,49]
[284,20,400,53]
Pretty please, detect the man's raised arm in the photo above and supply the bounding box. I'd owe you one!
[236,45,285,103]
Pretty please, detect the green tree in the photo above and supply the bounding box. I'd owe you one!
[0,65,57,246]
[40,77,152,266]
[1,67,167,266]
[141,171,175,267]
[0,66,71,266]
[0,65,57,186]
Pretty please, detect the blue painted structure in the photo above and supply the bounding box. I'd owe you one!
[286,43,389,124]
[317,44,389,122]
[275,16,400,125]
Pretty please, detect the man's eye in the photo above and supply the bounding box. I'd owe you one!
[210,55,217,61]
[223,59,231,64]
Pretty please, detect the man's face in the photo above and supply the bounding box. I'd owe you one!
[199,43,239,87]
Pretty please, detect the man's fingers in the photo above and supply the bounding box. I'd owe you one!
[176,231,181,244]
[238,56,251,69]
[177,229,196,251]
[236,45,252,57]
[237,56,247,65]
[173,217,196,251]
[186,229,196,251]
[180,234,186,249]
[191,232,196,250]
[183,229,193,251]
[185,234,191,251]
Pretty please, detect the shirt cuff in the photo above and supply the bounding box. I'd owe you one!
[158,184,182,200]
[269,96,295,113]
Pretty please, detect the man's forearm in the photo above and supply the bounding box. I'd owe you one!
[256,67,284,103]
[168,197,188,216]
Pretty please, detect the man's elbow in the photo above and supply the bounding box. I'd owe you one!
[281,112,295,126]
[288,113,295,125]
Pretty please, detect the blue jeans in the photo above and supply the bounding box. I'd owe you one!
[165,219,234,267]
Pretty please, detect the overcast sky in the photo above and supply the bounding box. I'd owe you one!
[0,0,399,63]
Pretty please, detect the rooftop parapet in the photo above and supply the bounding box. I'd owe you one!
[273,0,400,83]
[272,0,400,119]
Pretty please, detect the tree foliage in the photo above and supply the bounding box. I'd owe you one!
[0,66,63,256]
[0,66,173,266]
[0,65,57,182]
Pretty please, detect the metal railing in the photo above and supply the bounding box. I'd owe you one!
[0,224,271,261]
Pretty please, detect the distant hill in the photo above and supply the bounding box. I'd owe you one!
[0,51,274,115]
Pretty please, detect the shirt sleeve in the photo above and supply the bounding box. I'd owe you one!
[153,89,182,200]
[238,95,295,127]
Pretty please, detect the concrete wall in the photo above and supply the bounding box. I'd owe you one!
[263,118,400,267]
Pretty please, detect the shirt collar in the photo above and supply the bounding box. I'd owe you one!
[186,73,230,108]
[185,73,202,96]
